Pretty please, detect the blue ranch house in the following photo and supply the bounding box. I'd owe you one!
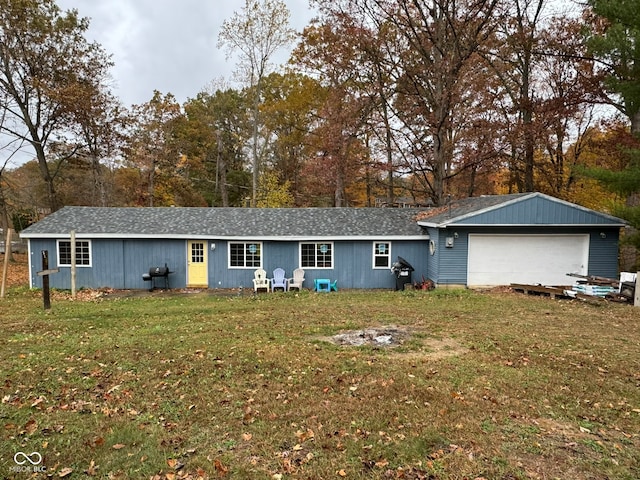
[20,193,626,291]
[20,206,429,291]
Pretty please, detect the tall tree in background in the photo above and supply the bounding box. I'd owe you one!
[0,95,17,233]
[218,0,296,207]
[582,0,640,266]
[488,0,546,193]
[65,86,124,207]
[124,91,184,206]
[585,0,640,134]
[182,89,251,207]
[260,72,321,204]
[534,16,602,199]
[308,3,405,205]
[337,0,499,206]
[0,0,113,212]
[293,19,374,206]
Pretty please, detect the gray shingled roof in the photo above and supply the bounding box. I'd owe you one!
[20,206,428,239]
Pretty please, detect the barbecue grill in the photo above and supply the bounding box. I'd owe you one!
[391,256,414,291]
[142,264,172,291]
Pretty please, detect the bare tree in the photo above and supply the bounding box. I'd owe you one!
[320,0,499,206]
[218,0,296,207]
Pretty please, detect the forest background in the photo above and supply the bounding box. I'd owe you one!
[1,0,640,255]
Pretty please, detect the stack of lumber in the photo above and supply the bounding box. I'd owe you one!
[571,284,616,297]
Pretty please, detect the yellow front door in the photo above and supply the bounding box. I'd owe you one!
[187,241,208,287]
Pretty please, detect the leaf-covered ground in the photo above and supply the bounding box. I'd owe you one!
[1,254,28,290]
[1,280,639,479]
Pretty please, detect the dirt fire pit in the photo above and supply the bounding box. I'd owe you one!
[327,325,411,347]
[319,325,469,359]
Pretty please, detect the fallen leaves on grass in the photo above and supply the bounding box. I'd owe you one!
[84,460,98,476]
[167,458,185,470]
[86,436,105,448]
[2,253,28,287]
[150,471,208,480]
[294,428,315,442]
[23,418,38,435]
[57,467,73,477]
[214,458,228,476]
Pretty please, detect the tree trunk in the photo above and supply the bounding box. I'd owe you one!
[0,190,14,263]
[632,110,640,137]
[251,97,260,208]
[334,165,346,207]
[91,154,107,206]
[34,144,59,212]
[148,158,155,207]
[432,130,446,206]
[521,68,535,192]
[219,151,229,207]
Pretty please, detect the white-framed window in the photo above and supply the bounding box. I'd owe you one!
[373,241,391,268]
[300,242,333,269]
[57,239,92,267]
[229,242,262,268]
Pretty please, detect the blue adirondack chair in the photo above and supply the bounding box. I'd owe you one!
[271,268,289,292]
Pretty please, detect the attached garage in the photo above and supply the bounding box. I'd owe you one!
[417,193,626,288]
[467,234,589,287]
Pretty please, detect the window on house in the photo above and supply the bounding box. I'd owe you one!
[57,239,92,267]
[373,242,391,268]
[300,242,333,268]
[229,242,262,268]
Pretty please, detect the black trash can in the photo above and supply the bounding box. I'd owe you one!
[391,256,414,290]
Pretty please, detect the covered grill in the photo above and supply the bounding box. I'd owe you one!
[391,256,414,291]
[142,264,172,291]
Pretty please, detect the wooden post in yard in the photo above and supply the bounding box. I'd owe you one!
[1,228,12,298]
[70,230,76,299]
[635,272,640,307]
[42,250,51,310]
[36,250,59,310]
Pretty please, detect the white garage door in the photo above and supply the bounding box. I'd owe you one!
[467,234,589,287]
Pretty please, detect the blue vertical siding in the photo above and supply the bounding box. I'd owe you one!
[29,239,63,288]
[122,239,187,289]
[28,226,617,291]
[436,229,469,285]
[428,226,622,286]
[28,238,188,290]
[210,240,429,290]
[459,196,619,226]
[587,228,620,279]
[425,228,439,284]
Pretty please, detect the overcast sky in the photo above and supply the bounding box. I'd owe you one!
[56,0,317,107]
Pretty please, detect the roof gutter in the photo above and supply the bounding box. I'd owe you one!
[417,222,627,228]
[21,233,430,241]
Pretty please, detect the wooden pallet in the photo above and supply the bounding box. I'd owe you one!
[510,283,607,303]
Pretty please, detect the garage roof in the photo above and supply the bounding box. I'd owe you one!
[416,192,626,228]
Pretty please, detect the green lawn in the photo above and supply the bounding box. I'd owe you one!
[1,287,639,479]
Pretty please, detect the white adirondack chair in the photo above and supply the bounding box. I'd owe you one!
[288,268,305,291]
[253,268,271,292]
